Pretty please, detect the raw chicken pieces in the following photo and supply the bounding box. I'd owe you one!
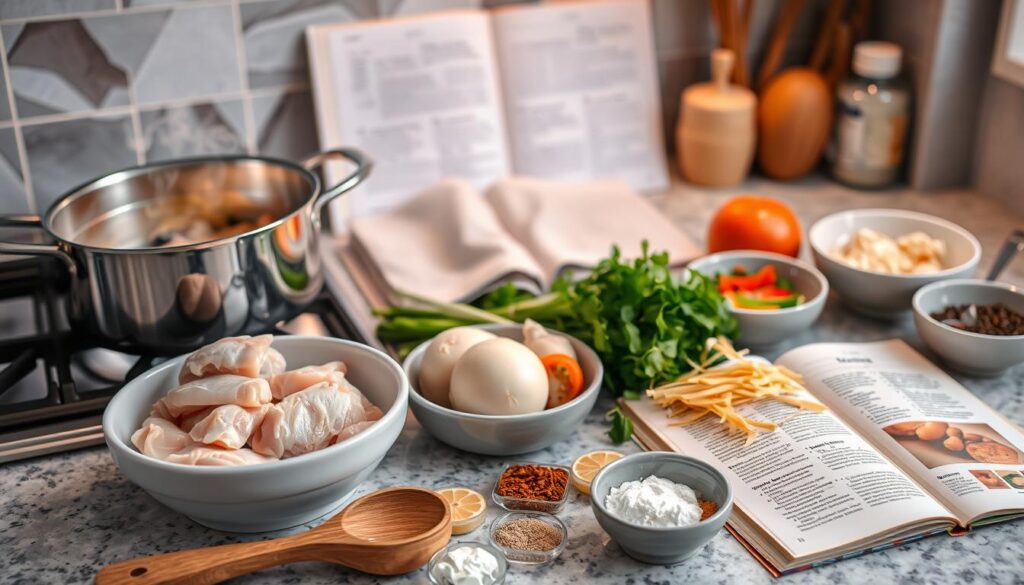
[157,375,271,418]
[132,417,275,466]
[268,361,348,400]
[178,334,286,383]
[132,417,193,460]
[132,334,384,467]
[179,406,216,432]
[251,376,374,458]
[189,404,272,450]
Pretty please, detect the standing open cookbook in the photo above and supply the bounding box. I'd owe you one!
[307,0,668,222]
[622,340,1024,576]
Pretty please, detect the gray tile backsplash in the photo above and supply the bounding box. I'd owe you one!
[252,88,318,160]
[140,99,247,161]
[0,0,116,21]
[132,5,242,104]
[22,115,137,211]
[5,19,131,117]
[241,0,363,89]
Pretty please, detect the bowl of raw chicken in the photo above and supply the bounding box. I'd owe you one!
[103,334,408,533]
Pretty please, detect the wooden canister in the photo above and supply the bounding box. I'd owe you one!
[677,49,757,187]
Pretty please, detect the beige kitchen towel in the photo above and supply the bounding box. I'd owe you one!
[485,177,700,276]
[349,178,544,302]
[349,176,699,302]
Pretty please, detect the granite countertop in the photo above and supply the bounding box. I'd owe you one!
[3,178,1024,584]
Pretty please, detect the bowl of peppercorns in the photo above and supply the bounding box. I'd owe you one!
[913,279,1024,376]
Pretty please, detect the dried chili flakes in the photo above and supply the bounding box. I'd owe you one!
[496,464,569,501]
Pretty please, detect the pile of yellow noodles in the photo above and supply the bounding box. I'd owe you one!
[647,337,825,445]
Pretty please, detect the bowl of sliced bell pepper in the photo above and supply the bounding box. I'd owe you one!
[688,251,828,347]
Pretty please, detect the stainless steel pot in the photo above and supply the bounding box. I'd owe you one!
[0,148,371,354]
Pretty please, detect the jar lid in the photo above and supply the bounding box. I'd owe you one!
[852,41,902,79]
[682,49,755,113]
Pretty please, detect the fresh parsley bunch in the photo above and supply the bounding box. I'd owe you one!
[550,242,738,397]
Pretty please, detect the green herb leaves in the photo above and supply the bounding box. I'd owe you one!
[607,407,634,444]
[551,242,737,396]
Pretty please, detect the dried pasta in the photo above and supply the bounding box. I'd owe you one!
[647,337,826,445]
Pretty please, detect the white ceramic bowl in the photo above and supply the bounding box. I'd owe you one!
[809,209,981,317]
[688,251,828,347]
[404,325,602,456]
[913,279,1024,376]
[103,336,409,533]
[590,452,732,565]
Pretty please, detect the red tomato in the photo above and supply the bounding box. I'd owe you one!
[541,354,584,408]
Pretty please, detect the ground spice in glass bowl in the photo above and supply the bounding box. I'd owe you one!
[489,511,568,565]
[492,462,571,513]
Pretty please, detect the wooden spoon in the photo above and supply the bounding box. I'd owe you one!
[95,487,452,585]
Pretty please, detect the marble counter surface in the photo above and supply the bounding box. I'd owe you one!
[3,178,1024,584]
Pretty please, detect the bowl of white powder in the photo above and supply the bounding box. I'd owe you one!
[589,452,732,564]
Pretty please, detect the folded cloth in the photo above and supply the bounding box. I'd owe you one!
[351,178,540,302]
[484,176,699,275]
[349,176,698,302]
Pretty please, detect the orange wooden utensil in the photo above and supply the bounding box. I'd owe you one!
[95,487,452,585]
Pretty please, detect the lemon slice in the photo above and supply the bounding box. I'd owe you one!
[436,487,487,535]
[572,450,623,495]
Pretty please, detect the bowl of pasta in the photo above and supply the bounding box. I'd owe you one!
[102,334,409,533]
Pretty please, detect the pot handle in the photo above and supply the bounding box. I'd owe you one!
[986,229,1024,281]
[302,147,373,214]
[0,215,77,274]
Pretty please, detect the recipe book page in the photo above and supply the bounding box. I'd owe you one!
[307,11,512,222]
[626,394,956,562]
[491,0,669,192]
[777,340,1024,526]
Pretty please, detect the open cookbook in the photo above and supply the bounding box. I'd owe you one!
[307,0,668,223]
[622,340,1024,576]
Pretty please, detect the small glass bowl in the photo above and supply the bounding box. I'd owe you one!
[488,511,568,566]
[491,461,572,514]
[427,541,508,585]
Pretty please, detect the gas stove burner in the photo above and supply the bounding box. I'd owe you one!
[74,348,141,384]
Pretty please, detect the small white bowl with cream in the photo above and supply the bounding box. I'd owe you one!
[590,452,732,565]
[427,541,507,585]
[809,209,981,317]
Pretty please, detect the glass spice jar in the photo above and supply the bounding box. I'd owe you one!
[491,462,572,514]
[829,41,911,188]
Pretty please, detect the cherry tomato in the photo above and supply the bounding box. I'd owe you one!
[542,354,584,408]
